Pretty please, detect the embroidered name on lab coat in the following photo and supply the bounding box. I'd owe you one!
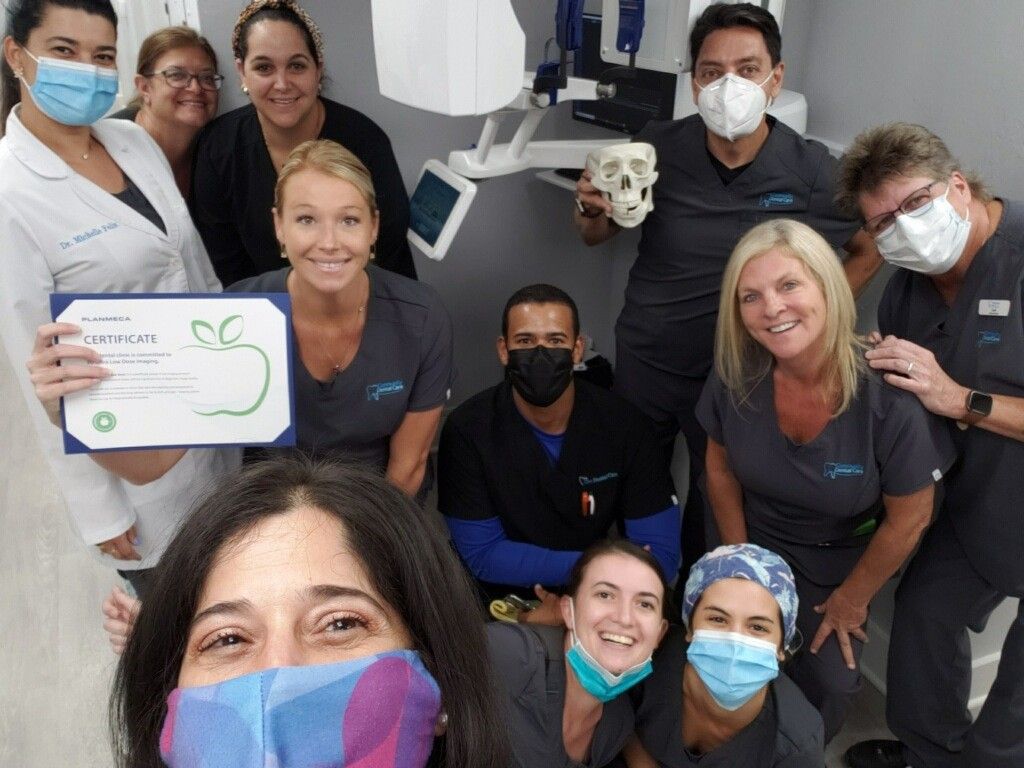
[59,221,119,250]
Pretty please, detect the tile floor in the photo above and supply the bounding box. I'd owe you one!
[0,348,892,767]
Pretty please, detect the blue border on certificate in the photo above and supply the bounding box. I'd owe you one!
[51,292,296,454]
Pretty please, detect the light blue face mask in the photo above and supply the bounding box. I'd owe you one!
[565,598,654,703]
[19,49,118,126]
[686,629,780,711]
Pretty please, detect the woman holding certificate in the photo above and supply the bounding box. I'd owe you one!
[29,138,451,502]
[0,0,239,598]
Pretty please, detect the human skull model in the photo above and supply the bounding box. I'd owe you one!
[585,142,659,228]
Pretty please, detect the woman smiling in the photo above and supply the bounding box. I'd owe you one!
[192,0,416,284]
[694,219,953,741]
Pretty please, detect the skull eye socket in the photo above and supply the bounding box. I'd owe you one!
[629,159,648,175]
[600,160,621,180]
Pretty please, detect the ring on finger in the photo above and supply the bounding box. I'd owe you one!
[906,361,915,375]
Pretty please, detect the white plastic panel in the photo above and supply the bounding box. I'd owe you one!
[371,0,526,116]
[599,0,786,74]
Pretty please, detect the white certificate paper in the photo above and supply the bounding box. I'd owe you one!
[51,293,295,453]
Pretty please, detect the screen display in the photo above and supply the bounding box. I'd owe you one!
[409,170,461,247]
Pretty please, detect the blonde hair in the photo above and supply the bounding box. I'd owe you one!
[836,122,991,217]
[274,139,377,214]
[715,219,865,415]
[129,26,217,109]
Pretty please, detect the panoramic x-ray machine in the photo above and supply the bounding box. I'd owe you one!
[371,0,805,258]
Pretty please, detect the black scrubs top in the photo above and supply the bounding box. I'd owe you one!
[619,115,860,378]
[192,99,416,284]
[634,627,824,768]
[487,623,637,768]
[228,264,452,469]
[878,199,1024,596]
[439,379,676,595]
[696,371,955,583]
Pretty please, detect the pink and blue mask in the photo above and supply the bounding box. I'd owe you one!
[159,650,441,768]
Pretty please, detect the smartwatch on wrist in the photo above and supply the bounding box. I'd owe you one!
[966,389,993,417]
[574,197,603,219]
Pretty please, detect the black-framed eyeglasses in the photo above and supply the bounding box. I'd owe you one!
[145,67,224,92]
[862,180,946,238]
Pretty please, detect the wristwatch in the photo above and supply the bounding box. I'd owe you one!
[574,197,603,219]
[965,389,993,417]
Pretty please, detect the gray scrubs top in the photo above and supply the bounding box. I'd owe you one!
[634,627,824,768]
[487,623,636,768]
[229,264,453,469]
[618,115,861,378]
[696,370,954,583]
[879,199,1024,596]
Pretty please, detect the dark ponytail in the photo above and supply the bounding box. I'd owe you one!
[1,0,118,133]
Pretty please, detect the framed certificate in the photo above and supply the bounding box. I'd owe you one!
[51,293,295,453]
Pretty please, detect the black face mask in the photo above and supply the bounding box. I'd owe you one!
[506,346,574,407]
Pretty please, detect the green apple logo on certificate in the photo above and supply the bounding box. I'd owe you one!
[50,293,295,454]
[180,315,271,416]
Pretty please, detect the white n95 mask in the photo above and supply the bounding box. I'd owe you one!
[874,187,971,275]
[696,72,772,142]
[585,142,659,228]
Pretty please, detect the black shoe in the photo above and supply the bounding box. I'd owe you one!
[844,740,908,768]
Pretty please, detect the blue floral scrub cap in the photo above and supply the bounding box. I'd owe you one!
[682,543,798,645]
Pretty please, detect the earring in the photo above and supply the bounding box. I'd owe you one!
[13,67,23,78]
[369,243,376,261]
[241,84,249,94]
[280,244,288,260]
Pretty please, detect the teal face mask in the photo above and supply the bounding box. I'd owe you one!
[19,49,118,126]
[564,599,653,703]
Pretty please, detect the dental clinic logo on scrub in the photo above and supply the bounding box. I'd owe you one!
[366,380,405,401]
[759,192,795,208]
[824,462,864,479]
[179,316,271,416]
[92,410,117,432]
[977,330,1001,347]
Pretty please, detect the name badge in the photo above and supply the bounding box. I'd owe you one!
[978,299,1010,316]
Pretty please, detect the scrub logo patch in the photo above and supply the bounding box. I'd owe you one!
[578,472,619,487]
[758,192,795,208]
[977,330,1001,347]
[367,380,405,401]
[824,462,864,479]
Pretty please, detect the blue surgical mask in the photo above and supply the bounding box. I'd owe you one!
[686,629,780,711]
[565,598,653,703]
[19,49,118,126]
[159,651,442,768]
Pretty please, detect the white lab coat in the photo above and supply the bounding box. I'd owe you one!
[0,106,241,570]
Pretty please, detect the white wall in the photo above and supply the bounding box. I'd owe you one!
[783,0,1021,708]
[197,0,634,405]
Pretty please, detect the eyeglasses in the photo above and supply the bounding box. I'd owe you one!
[145,67,224,91]
[862,180,946,238]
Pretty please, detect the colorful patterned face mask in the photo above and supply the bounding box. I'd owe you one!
[159,650,441,767]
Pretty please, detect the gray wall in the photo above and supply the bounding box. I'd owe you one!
[198,0,637,405]
[787,0,1024,198]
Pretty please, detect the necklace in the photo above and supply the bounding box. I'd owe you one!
[81,137,91,160]
[294,277,370,377]
[313,302,366,375]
